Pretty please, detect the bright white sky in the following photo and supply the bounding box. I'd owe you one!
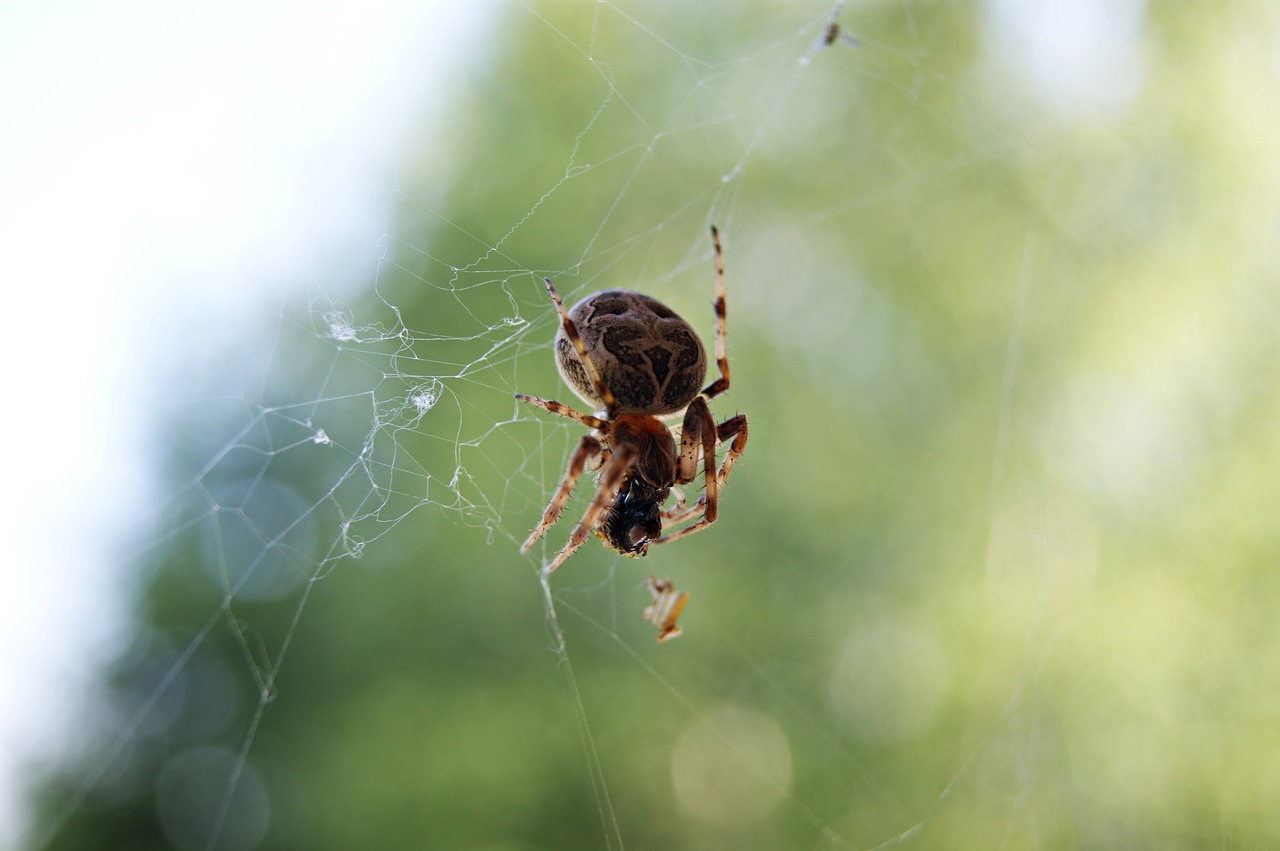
[0,2,495,847]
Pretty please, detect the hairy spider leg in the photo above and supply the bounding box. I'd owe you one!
[547,443,639,572]
[544,277,618,416]
[674,396,721,514]
[515,393,611,550]
[710,414,747,487]
[514,394,607,431]
[520,433,603,553]
[700,225,731,400]
[664,414,748,524]
[660,486,688,520]
[655,413,748,543]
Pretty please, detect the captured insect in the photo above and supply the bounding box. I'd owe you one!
[516,226,748,574]
[641,576,689,643]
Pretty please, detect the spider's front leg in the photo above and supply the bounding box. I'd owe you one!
[521,433,603,553]
[546,443,638,572]
[543,277,619,417]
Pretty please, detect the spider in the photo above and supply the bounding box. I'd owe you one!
[516,226,748,573]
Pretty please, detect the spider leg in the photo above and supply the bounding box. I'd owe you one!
[546,442,638,572]
[543,277,618,415]
[711,413,748,488]
[515,393,608,431]
[660,486,687,520]
[521,434,603,553]
[700,226,731,401]
[667,408,747,523]
[660,499,703,528]
[673,395,720,511]
[673,400,705,486]
[656,413,747,545]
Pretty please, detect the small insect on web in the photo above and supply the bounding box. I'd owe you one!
[516,227,748,640]
[816,1,858,50]
[641,576,689,643]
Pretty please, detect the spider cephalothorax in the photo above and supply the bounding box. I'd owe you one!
[515,226,748,574]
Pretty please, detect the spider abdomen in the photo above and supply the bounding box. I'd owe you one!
[556,289,706,416]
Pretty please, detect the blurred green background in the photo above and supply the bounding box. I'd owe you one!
[31,1,1280,849]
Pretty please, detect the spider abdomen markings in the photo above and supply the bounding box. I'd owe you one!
[555,289,707,416]
[661,328,703,410]
[640,341,670,385]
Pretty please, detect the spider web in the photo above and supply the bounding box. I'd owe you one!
[23,1,1280,850]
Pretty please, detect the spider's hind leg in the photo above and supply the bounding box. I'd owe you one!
[674,396,720,518]
[657,412,748,545]
[660,486,688,520]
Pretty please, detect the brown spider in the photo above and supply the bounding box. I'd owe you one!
[516,226,748,573]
